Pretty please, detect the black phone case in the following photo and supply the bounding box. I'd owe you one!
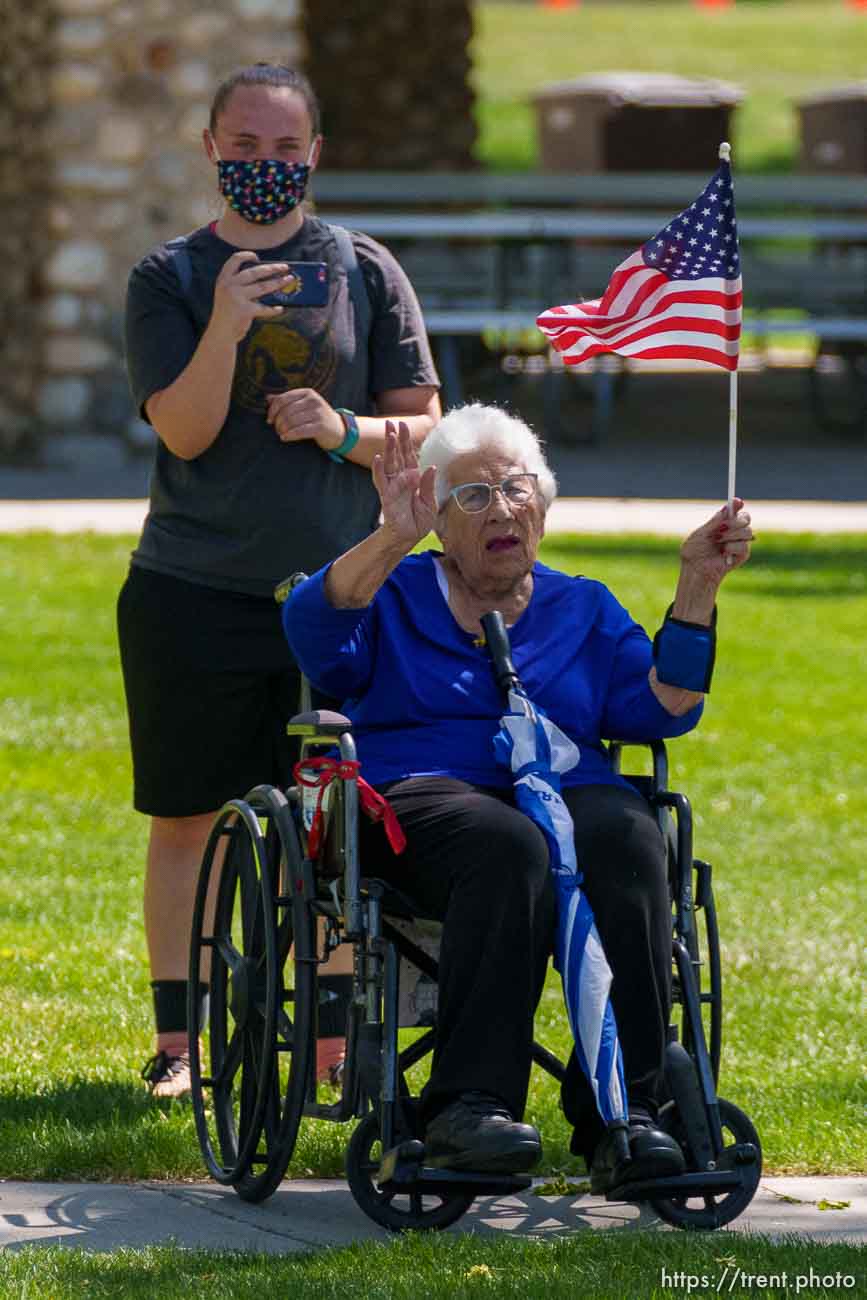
[259,261,329,308]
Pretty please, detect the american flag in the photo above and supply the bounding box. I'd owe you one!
[537,160,742,371]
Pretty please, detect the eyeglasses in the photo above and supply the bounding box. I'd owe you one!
[447,473,539,515]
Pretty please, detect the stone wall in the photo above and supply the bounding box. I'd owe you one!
[27,0,303,450]
[0,1,55,453]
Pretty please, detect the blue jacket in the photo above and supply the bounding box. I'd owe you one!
[283,552,702,789]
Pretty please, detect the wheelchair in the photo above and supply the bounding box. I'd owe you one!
[187,702,762,1232]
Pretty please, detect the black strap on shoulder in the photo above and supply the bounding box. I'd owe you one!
[165,234,193,298]
[328,223,373,341]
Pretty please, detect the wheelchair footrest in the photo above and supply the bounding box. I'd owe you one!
[609,1168,746,1202]
[377,1139,425,1186]
[377,1140,532,1197]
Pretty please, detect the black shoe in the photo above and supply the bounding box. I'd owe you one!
[590,1120,685,1194]
[424,1091,542,1174]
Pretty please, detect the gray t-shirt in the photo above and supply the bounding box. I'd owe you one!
[124,217,439,595]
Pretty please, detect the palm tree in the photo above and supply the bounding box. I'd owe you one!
[0,0,53,450]
[302,0,477,170]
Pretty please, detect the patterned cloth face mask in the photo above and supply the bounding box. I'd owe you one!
[213,146,314,224]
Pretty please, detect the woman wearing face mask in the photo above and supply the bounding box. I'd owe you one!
[120,63,441,1097]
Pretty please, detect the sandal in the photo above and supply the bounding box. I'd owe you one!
[141,1050,192,1099]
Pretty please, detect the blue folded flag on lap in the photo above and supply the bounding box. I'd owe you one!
[492,687,628,1131]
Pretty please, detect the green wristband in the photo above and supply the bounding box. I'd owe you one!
[328,409,360,462]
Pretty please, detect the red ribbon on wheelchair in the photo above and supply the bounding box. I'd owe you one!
[293,756,407,857]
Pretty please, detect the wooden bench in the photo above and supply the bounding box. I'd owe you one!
[313,173,867,437]
[311,171,867,212]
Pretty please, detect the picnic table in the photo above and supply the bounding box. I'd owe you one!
[314,173,867,438]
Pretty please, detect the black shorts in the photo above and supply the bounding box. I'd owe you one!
[117,566,321,818]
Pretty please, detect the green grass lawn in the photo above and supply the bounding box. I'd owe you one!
[1,1234,865,1300]
[473,2,867,172]
[0,530,864,1188]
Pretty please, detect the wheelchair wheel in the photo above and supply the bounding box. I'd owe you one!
[671,870,722,1090]
[346,1110,475,1232]
[650,1098,762,1230]
[189,787,316,1200]
[189,797,279,1185]
[233,785,317,1203]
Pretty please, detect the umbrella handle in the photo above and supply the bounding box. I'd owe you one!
[481,611,521,697]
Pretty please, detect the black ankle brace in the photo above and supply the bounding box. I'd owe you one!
[151,979,209,1034]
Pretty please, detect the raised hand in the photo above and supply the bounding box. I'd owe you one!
[680,499,754,589]
[372,421,438,549]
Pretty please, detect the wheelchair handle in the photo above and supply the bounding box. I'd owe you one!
[480,611,521,696]
[273,570,308,606]
[273,571,312,709]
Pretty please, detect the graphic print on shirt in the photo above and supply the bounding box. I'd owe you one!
[232,316,338,412]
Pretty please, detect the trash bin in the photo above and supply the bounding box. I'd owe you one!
[532,72,743,172]
[798,83,867,174]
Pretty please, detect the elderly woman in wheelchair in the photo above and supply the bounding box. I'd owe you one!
[188,403,758,1230]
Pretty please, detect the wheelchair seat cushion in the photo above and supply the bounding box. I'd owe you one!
[363,877,440,924]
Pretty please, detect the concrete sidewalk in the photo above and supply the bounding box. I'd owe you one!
[0,1176,864,1254]
[1,497,867,535]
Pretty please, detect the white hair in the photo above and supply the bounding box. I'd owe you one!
[418,403,558,510]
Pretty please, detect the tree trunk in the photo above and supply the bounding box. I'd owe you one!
[302,0,477,170]
[0,1,54,452]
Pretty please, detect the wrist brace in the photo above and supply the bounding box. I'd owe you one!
[652,604,717,694]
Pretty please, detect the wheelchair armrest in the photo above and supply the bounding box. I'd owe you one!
[286,709,353,737]
[608,738,669,792]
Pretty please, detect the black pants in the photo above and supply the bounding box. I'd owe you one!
[360,779,670,1140]
[118,566,336,816]
[560,783,672,1162]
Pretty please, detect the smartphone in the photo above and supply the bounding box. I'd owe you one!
[258,261,329,308]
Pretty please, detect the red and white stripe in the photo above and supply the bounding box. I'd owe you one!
[537,249,742,372]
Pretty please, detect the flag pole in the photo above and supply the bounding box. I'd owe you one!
[719,140,737,515]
